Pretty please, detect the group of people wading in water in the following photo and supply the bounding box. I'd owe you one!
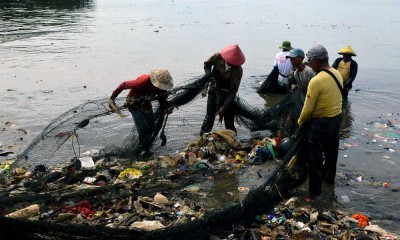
[108,42,358,200]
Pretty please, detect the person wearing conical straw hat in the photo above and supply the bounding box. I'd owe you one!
[200,44,245,137]
[332,45,358,98]
[108,69,174,158]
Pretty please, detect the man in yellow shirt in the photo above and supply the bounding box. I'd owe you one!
[332,45,358,98]
[298,44,343,198]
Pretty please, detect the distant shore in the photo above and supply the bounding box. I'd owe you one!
[0,0,92,9]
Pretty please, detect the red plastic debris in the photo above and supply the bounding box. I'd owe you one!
[351,213,369,228]
[64,200,95,219]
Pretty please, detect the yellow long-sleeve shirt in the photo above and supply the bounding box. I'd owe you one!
[298,68,343,126]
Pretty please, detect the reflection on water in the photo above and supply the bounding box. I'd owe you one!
[211,172,240,206]
[0,0,94,43]
[0,0,93,9]
[259,93,285,109]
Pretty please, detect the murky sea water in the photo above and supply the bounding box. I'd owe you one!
[1,0,400,232]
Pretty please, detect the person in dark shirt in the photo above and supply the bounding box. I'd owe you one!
[108,69,173,158]
[200,44,245,137]
[332,45,358,98]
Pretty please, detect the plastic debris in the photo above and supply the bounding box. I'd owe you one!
[352,213,369,228]
[5,204,40,219]
[131,220,165,230]
[154,193,168,204]
[83,177,96,184]
[76,157,95,170]
[0,126,398,239]
[118,168,143,180]
[140,164,151,170]
[238,186,249,193]
[364,224,388,235]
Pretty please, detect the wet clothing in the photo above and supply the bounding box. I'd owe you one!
[332,57,358,96]
[110,74,168,152]
[201,89,236,135]
[293,65,315,94]
[336,61,350,81]
[298,68,343,126]
[273,51,292,87]
[297,67,343,196]
[306,113,342,195]
[110,74,167,112]
[201,53,243,135]
[130,109,155,153]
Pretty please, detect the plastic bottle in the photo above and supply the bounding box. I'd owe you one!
[216,154,226,161]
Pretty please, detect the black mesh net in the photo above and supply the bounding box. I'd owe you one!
[11,75,211,170]
[12,74,302,170]
[0,74,307,240]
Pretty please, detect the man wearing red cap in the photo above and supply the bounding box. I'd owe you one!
[200,44,245,136]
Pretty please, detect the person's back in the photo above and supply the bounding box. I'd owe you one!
[274,41,293,88]
[302,69,343,120]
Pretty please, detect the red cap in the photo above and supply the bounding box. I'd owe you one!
[221,44,245,66]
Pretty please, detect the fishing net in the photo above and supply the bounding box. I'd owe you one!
[10,75,211,170]
[257,67,296,95]
[256,67,280,94]
[11,74,301,170]
[0,74,307,240]
[0,132,305,240]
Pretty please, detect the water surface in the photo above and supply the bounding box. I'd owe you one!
[1,0,400,232]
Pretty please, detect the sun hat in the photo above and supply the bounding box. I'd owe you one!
[285,48,305,58]
[306,44,328,59]
[150,69,174,90]
[220,44,245,66]
[279,41,293,50]
[338,45,356,56]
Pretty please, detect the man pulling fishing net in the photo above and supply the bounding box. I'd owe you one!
[200,44,245,137]
[108,69,174,158]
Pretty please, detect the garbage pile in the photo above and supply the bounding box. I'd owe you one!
[211,197,399,240]
[0,129,284,231]
[1,127,399,239]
